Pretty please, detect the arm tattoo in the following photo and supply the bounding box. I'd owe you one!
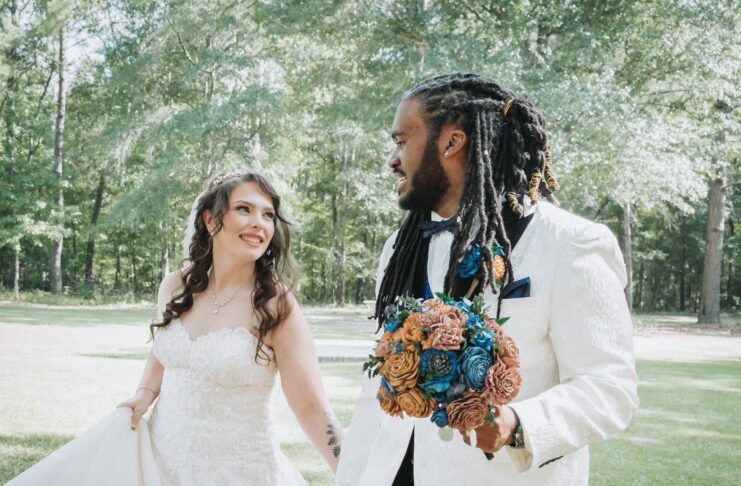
[324,412,343,458]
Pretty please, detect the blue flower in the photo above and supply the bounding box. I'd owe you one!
[449,300,480,326]
[390,340,407,354]
[458,244,481,278]
[458,346,493,392]
[431,409,449,428]
[381,377,394,394]
[385,319,401,333]
[470,327,496,353]
[383,303,399,322]
[464,311,484,329]
[419,350,459,394]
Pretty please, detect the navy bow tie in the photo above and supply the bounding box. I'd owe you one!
[418,218,458,239]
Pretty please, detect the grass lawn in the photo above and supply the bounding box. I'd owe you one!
[633,312,741,333]
[0,305,154,327]
[0,303,377,340]
[3,358,739,484]
[1,305,739,484]
[590,359,741,485]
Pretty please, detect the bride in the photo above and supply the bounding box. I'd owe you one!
[8,169,342,485]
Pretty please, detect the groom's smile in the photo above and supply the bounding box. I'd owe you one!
[393,170,408,194]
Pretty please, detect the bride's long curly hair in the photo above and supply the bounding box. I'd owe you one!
[150,170,298,363]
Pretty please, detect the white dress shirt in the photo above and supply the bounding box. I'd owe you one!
[337,201,639,486]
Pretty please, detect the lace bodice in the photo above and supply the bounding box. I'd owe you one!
[149,319,294,484]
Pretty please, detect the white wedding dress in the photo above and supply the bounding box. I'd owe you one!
[7,318,307,486]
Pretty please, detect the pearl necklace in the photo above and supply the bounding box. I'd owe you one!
[209,286,240,314]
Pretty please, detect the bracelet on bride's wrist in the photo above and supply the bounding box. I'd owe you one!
[136,385,159,398]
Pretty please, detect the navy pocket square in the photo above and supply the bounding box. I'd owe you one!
[501,277,531,299]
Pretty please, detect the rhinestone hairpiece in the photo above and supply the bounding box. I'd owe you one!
[210,171,247,188]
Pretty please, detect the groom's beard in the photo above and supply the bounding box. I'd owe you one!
[398,135,451,212]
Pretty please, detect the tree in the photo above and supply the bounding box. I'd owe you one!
[699,175,726,323]
[49,26,66,294]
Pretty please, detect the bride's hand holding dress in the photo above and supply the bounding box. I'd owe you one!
[117,389,156,431]
[115,270,169,431]
[116,351,164,431]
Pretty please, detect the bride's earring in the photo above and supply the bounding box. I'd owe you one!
[263,248,275,266]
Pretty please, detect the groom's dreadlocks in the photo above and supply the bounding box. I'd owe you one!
[375,73,559,326]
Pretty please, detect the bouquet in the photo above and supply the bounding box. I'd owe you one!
[363,293,521,442]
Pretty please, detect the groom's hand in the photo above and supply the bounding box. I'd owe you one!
[461,405,518,454]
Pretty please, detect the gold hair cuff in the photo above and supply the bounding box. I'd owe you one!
[506,191,524,216]
[502,98,514,117]
[528,171,542,204]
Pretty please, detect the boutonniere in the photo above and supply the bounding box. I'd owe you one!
[458,244,509,298]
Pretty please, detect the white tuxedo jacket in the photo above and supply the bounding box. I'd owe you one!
[336,202,639,486]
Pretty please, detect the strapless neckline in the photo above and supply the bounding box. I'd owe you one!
[172,318,258,344]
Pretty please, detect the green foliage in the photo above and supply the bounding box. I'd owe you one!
[0,0,738,312]
[471,294,488,316]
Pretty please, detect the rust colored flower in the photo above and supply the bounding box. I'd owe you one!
[396,388,437,418]
[440,306,468,329]
[378,386,403,418]
[484,360,521,406]
[446,393,488,431]
[417,308,445,329]
[400,313,426,345]
[382,348,420,392]
[484,317,502,335]
[392,328,404,342]
[422,299,446,311]
[493,255,506,281]
[375,332,393,358]
[422,323,465,351]
[496,333,520,369]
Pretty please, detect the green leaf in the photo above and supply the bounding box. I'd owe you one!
[486,406,497,426]
[435,292,453,303]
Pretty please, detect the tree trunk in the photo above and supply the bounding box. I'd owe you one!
[161,247,170,281]
[698,176,726,324]
[131,244,138,295]
[115,243,121,291]
[85,171,106,288]
[679,220,687,311]
[726,217,734,308]
[50,28,67,295]
[536,24,549,59]
[335,144,350,305]
[320,259,327,302]
[637,260,644,310]
[13,243,20,301]
[622,202,633,311]
[331,184,338,303]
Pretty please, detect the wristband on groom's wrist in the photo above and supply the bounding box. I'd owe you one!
[512,422,526,449]
[508,409,525,449]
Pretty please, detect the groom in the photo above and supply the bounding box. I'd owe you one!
[336,73,638,485]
